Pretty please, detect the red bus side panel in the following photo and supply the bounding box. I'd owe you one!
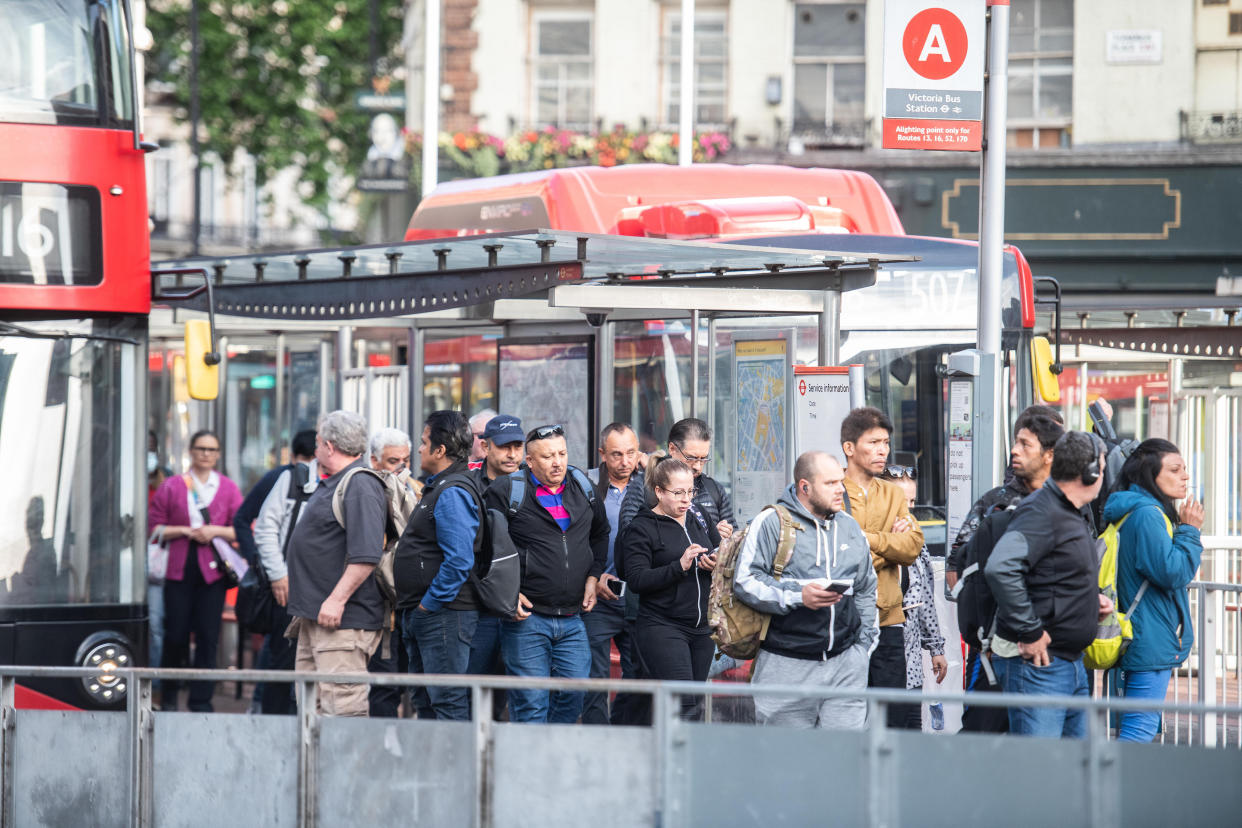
[0,124,149,315]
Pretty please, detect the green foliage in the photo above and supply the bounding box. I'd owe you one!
[145,0,404,210]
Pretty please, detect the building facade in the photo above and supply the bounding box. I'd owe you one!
[443,0,1242,297]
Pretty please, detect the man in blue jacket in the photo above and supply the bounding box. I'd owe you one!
[393,410,483,721]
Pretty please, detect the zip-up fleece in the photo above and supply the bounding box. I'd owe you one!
[483,469,610,616]
[734,485,878,660]
[617,508,721,629]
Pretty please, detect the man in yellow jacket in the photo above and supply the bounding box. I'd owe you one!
[840,407,924,728]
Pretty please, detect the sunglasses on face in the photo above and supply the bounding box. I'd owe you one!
[528,424,565,441]
[885,465,916,479]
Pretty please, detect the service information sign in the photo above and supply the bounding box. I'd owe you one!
[945,378,974,549]
[882,0,985,151]
[793,366,856,469]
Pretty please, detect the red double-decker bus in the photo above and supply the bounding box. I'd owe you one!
[0,0,150,708]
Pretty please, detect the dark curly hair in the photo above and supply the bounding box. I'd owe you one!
[1115,438,1182,524]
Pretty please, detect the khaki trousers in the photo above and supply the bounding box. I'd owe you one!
[291,618,382,717]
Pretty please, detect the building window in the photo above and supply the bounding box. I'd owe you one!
[531,13,593,130]
[662,12,728,129]
[791,2,867,147]
[1008,0,1072,149]
[1231,12,1242,35]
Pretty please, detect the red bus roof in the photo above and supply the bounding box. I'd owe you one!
[406,164,904,240]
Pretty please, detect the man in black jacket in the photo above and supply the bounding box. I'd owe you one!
[618,418,734,537]
[483,424,610,723]
[984,431,1114,738]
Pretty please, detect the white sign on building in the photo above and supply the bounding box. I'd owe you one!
[1106,30,1163,64]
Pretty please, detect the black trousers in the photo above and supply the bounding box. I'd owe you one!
[161,554,228,711]
[635,615,714,721]
[367,621,409,718]
[258,603,296,715]
[869,625,919,729]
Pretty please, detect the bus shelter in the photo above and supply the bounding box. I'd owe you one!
[153,230,906,505]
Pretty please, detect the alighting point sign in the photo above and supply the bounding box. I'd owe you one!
[882,0,985,151]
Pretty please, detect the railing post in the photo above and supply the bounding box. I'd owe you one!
[128,671,154,828]
[1203,585,1219,747]
[654,686,674,828]
[1,675,14,828]
[297,678,319,828]
[1087,705,1120,828]
[472,685,493,828]
[866,698,895,828]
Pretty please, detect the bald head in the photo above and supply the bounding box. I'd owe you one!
[794,451,846,519]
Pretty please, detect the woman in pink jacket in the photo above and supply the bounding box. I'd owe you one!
[148,430,242,711]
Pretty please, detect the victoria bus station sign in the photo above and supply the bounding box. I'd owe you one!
[882,0,985,151]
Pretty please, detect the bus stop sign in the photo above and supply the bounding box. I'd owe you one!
[882,0,985,151]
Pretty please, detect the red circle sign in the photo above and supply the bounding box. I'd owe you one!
[798,379,807,396]
[903,8,968,81]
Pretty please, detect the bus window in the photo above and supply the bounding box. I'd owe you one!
[0,2,98,125]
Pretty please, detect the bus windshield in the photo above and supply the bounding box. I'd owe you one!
[0,318,144,608]
[0,0,135,128]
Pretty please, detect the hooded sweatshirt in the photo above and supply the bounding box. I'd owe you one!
[1102,485,1202,672]
[616,506,721,629]
[734,485,878,660]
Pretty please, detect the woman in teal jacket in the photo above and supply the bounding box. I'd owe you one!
[1100,438,1204,743]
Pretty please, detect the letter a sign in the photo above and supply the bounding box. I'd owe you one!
[882,0,985,151]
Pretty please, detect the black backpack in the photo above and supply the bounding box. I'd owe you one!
[952,505,1016,658]
[237,463,312,634]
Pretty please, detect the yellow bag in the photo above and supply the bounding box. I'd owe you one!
[1082,511,1172,671]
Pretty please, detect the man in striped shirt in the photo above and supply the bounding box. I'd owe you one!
[483,424,611,723]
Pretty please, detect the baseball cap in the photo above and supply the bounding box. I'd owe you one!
[482,415,524,446]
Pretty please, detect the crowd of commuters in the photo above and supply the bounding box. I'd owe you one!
[144,395,1203,744]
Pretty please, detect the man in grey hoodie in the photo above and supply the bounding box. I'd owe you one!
[735,451,879,729]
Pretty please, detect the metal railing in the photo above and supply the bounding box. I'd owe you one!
[1180,109,1242,144]
[2,665,1241,828]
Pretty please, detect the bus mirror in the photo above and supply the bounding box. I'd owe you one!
[184,319,220,400]
[1030,336,1061,402]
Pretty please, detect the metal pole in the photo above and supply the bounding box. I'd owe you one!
[678,0,695,166]
[818,289,841,367]
[189,0,201,256]
[411,326,426,429]
[974,1,1009,493]
[421,0,442,197]
[689,309,700,420]
[336,327,353,410]
[275,333,287,455]
[596,320,615,444]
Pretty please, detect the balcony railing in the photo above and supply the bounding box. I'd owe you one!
[1180,109,1242,144]
[785,118,872,151]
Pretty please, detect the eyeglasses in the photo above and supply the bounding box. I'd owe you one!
[191,445,220,453]
[672,443,710,465]
[528,424,565,441]
[658,487,694,499]
[473,432,485,440]
[885,465,916,479]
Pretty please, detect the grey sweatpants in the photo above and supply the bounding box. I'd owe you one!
[752,642,869,730]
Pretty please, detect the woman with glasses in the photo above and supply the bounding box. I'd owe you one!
[617,457,720,720]
[148,430,243,711]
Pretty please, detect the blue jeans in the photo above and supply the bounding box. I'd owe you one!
[1117,668,1171,742]
[998,654,1088,738]
[402,607,479,721]
[581,597,636,725]
[500,613,591,723]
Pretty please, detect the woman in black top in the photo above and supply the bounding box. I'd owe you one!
[618,458,720,719]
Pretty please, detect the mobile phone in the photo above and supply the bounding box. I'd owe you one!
[610,579,627,599]
[813,578,852,594]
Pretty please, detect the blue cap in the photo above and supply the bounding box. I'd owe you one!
[482,415,524,446]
